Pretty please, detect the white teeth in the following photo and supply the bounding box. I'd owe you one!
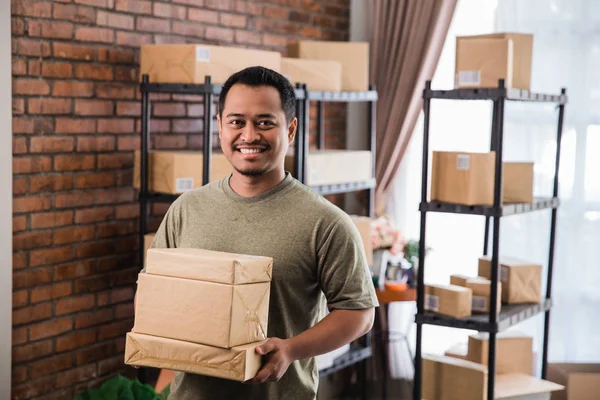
[240,148,263,154]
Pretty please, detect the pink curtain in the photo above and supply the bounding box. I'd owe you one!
[368,0,458,213]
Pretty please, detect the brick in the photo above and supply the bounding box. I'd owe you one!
[289,10,310,23]
[14,156,52,174]
[98,153,133,170]
[97,48,136,64]
[74,207,114,224]
[115,170,133,186]
[205,0,232,10]
[116,31,153,47]
[53,42,95,61]
[115,0,152,14]
[55,192,96,209]
[13,215,27,232]
[53,81,95,97]
[12,18,25,35]
[12,376,55,400]
[13,177,28,196]
[13,117,31,134]
[75,172,116,189]
[13,137,27,155]
[13,231,53,251]
[117,136,140,151]
[74,274,112,294]
[54,155,96,171]
[97,118,134,133]
[97,10,134,29]
[112,286,135,304]
[153,2,186,18]
[75,342,115,365]
[220,11,247,27]
[54,260,95,281]
[116,102,140,117]
[56,363,97,388]
[173,0,203,5]
[136,16,170,33]
[96,221,135,238]
[77,136,115,152]
[13,339,53,364]
[95,84,135,99]
[12,290,29,308]
[31,282,73,303]
[13,78,50,95]
[264,5,289,19]
[29,175,73,194]
[75,64,114,81]
[56,294,95,315]
[153,103,186,117]
[30,137,74,153]
[235,29,261,45]
[115,204,139,219]
[148,119,171,133]
[75,27,114,44]
[30,246,74,267]
[53,4,96,24]
[13,98,25,115]
[28,20,73,40]
[75,239,117,258]
[13,303,52,326]
[96,188,135,205]
[154,34,186,44]
[36,388,76,400]
[56,118,97,134]
[41,61,73,78]
[13,327,27,346]
[98,319,133,341]
[13,267,53,289]
[13,253,28,270]
[75,0,112,7]
[299,25,321,38]
[172,21,204,38]
[173,118,202,133]
[187,8,218,23]
[75,308,114,329]
[31,211,74,229]
[205,26,234,42]
[30,353,73,379]
[75,100,113,116]
[299,0,320,11]
[12,0,52,18]
[12,59,27,75]
[235,0,263,15]
[97,253,135,273]
[98,355,124,376]
[312,15,335,28]
[13,195,51,213]
[115,67,137,82]
[12,365,27,385]
[115,302,134,319]
[155,135,187,149]
[29,98,72,115]
[54,226,96,246]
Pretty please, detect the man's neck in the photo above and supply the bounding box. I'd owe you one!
[229,168,286,198]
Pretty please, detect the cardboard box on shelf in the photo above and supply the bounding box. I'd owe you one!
[133,151,233,195]
[424,284,472,318]
[450,274,474,287]
[547,363,600,400]
[143,233,155,267]
[504,162,534,203]
[287,40,369,91]
[281,57,342,91]
[285,150,372,187]
[444,342,469,361]
[140,44,281,84]
[478,256,542,304]
[466,278,502,314]
[430,151,496,206]
[455,33,533,90]
[467,331,534,375]
[496,373,564,400]
[350,216,373,266]
[124,332,263,382]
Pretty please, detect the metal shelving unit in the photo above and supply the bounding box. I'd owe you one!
[413,79,567,400]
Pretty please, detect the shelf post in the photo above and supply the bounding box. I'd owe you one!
[541,87,566,378]
[413,80,432,400]
[302,84,310,185]
[484,96,500,255]
[368,84,377,218]
[317,100,325,150]
[203,76,213,186]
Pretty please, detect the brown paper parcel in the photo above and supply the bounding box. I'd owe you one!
[124,332,263,382]
[135,273,270,348]
[478,256,542,304]
[146,247,273,285]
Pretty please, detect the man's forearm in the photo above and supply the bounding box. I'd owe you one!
[286,308,375,361]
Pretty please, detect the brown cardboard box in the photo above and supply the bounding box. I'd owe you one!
[449,274,473,287]
[547,363,600,400]
[445,342,469,361]
[146,247,273,285]
[281,57,342,91]
[466,278,502,314]
[496,374,564,399]
[143,233,155,267]
[504,162,534,203]
[425,284,472,318]
[350,216,373,266]
[285,150,372,186]
[423,354,487,400]
[287,40,369,91]
[467,331,534,375]
[124,332,263,382]
[140,44,281,84]
[456,33,533,90]
[430,151,496,206]
[478,256,542,304]
[133,151,233,194]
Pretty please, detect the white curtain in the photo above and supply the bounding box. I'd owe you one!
[387,0,600,380]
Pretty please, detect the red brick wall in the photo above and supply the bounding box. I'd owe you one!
[11,0,350,398]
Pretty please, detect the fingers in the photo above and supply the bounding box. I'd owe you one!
[256,339,278,355]
[248,365,273,384]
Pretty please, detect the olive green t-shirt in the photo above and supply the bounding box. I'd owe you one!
[146,172,379,400]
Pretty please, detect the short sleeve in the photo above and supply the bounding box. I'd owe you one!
[316,213,379,311]
[139,198,182,273]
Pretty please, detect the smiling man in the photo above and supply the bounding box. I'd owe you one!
[147,66,379,400]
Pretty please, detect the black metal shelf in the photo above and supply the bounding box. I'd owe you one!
[309,179,376,196]
[416,300,552,333]
[424,87,567,104]
[420,197,559,217]
[139,192,180,203]
[306,90,378,102]
[318,346,372,377]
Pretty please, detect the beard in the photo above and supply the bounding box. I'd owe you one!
[234,164,269,177]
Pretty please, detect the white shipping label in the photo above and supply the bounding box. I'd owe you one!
[196,46,210,62]
[176,178,194,193]
[472,296,487,312]
[456,155,471,170]
[458,70,481,86]
[425,294,440,312]
[500,266,509,282]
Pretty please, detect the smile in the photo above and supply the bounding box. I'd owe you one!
[239,148,265,154]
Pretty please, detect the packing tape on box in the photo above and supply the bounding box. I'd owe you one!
[234,260,273,283]
[235,284,269,341]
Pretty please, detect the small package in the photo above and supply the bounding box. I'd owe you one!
[478,256,542,304]
[350,216,373,266]
[449,274,473,287]
[285,150,372,186]
[281,57,342,91]
[466,278,502,314]
[124,332,263,382]
[503,162,534,203]
[425,284,472,318]
[444,342,469,361]
[467,331,534,375]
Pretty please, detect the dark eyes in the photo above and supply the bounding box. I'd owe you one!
[228,120,275,128]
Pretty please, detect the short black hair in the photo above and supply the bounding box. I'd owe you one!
[218,66,296,123]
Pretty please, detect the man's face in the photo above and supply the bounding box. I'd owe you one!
[218,84,296,178]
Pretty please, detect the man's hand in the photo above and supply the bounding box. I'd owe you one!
[247,338,295,384]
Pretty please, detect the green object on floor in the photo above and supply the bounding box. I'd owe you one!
[73,374,164,400]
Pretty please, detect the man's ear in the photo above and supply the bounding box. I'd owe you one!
[288,117,298,143]
[217,114,222,139]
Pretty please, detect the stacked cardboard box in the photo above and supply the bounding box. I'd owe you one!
[285,150,372,187]
[450,274,502,315]
[125,248,273,381]
[547,363,600,400]
[478,256,542,304]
